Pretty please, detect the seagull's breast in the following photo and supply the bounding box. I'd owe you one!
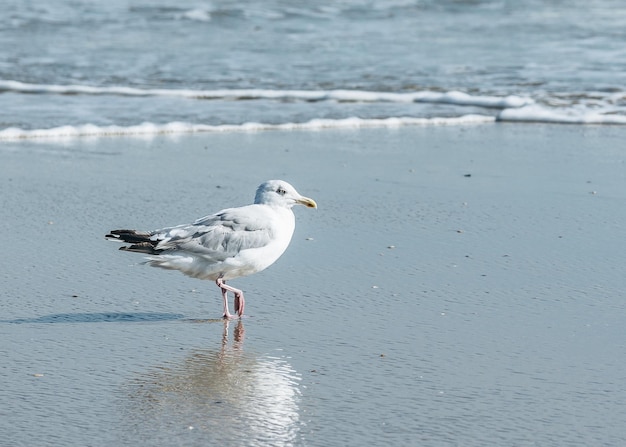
[225,206,296,279]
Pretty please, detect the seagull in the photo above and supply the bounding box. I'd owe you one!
[106,180,317,319]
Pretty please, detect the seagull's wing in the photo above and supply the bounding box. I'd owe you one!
[152,204,274,262]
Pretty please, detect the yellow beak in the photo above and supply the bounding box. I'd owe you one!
[297,196,317,209]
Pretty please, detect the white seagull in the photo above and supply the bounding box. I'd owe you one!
[106,180,317,319]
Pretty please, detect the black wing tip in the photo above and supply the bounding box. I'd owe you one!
[107,229,144,235]
[119,243,161,255]
[105,229,152,243]
[106,229,134,239]
[106,229,160,254]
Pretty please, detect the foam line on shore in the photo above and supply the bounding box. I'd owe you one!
[498,105,626,124]
[0,115,496,140]
[0,80,533,108]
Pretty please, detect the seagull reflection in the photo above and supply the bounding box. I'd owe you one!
[119,320,302,446]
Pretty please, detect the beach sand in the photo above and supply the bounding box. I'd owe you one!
[2,124,625,446]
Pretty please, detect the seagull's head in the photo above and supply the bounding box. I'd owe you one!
[255,180,317,209]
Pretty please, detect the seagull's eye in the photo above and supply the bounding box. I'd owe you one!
[276,187,286,196]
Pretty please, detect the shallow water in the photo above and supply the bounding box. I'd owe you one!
[2,125,626,445]
[2,0,626,135]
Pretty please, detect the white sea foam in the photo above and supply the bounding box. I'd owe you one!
[0,115,495,140]
[0,80,532,108]
[498,105,626,125]
[178,9,211,22]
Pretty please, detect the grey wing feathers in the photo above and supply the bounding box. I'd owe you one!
[106,207,273,259]
[157,209,273,258]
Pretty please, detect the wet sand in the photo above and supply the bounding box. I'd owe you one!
[1,124,626,446]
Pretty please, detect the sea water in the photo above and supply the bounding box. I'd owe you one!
[1,0,626,139]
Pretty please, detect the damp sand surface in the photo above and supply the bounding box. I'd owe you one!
[1,124,626,446]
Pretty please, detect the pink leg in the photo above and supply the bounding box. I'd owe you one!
[218,284,234,319]
[216,278,245,318]
[234,290,245,317]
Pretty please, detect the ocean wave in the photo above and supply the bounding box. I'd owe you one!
[0,115,495,140]
[0,80,532,108]
[498,105,626,125]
